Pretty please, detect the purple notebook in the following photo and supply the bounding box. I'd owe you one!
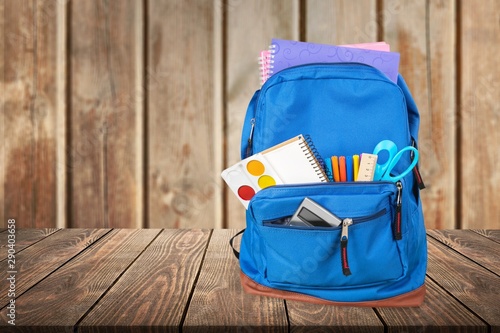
[270,39,400,83]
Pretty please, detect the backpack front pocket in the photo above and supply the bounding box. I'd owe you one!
[247,182,406,288]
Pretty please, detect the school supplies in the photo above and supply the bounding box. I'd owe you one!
[221,153,283,208]
[331,156,340,182]
[353,154,360,180]
[268,38,400,83]
[346,156,354,181]
[356,154,378,181]
[330,155,356,182]
[372,140,419,182]
[339,156,347,182]
[258,50,271,85]
[260,41,391,84]
[261,135,328,184]
[222,135,327,208]
[324,156,333,182]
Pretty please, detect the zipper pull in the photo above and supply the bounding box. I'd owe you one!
[411,139,425,189]
[340,218,353,276]
[413,165,425,189]
[245,118,255,158]
[394,181,403,240]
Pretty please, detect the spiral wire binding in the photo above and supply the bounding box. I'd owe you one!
[268,43,276,75]
[300,134,331,182]
[259,49,274,85]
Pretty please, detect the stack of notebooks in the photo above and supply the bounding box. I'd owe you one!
[259,39,399,85]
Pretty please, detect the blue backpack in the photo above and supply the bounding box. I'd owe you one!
[232,63,427,306]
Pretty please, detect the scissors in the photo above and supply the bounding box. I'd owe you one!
[372,140,419,182]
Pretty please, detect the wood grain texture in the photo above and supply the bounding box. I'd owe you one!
[78,229,210,333]
[183,229,288,332]
[306,0,377,44]
[383,0,456,229]
[377,278,487,333]
[0,229,159,330]
[0,228,58,259]
[473,229,500,243]
[425,0,457,228]
[69,0,143,228]
[427,237,500,330]
[2,0,61,227]
[225,0,299,228]
[0,0,4,226]
[459,0,500,229]
[428,229,500,275]
[0,229,497,331]
[0,228,109,308]
[287,301,383,333]
[148,0,221,229]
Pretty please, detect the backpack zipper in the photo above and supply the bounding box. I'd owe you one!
[393,181,403,240]
[340,218,353,276]
[411,139,425,189]
[339,182,401,276]
[245,118,256,158]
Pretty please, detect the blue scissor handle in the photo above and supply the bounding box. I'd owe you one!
[373,140,419,182]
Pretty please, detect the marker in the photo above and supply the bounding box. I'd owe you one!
[353,154,360,181]
[339,156,347,182]
[331,156,340,182]
[346,156,353,182]
[324,157,333,181]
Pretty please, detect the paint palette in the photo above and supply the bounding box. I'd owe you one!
[221,153,283,209]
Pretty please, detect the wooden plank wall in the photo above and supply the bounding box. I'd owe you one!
[1,0,499,230]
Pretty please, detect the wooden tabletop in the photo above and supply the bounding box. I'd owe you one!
[0,229,498,332]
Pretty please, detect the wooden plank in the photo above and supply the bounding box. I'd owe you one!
[77,229,210,333]
[287,301,383,333]
[460,0,500,229]
[0,229,109,308]
[0,0,4,226]
[2,0,63,227]
[55,0,68,228]
[0,229,160,330]
[183,229,288,332]
[69,0,144,228]
[473,230,500,243]
[306,0,377,44]
[383,0,456,229]
[428,229,500,275]
[0,228,59,259]
[148,0,221,229]
[377,277,487,333]
[427,237,500,329]
[225,0,299,228]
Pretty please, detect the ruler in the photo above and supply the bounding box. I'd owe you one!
[356,153,378,181]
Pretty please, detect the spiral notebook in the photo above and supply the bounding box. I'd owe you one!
[261,135,328,183]
[259,39,399,84]
[221,135,327,208]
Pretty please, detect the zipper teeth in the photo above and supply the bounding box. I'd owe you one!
[351,208,387,223]
[263,207,387,230]
[264,62,386,87]
[256,63,395,120]
[251,181,397,202]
